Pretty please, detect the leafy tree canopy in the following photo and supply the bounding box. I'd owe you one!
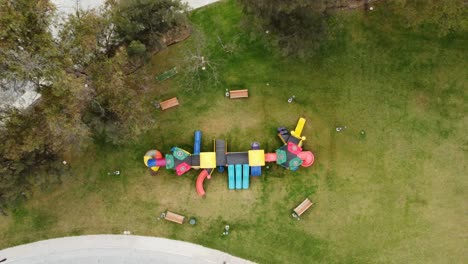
[111,0,188,48]
[239,0,333,57]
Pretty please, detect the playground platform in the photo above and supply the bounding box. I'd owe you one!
[226,152,249,164]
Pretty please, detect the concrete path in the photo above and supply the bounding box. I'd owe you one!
[0,235,253,264]
[51,0,220,14]
[184,0,220,9]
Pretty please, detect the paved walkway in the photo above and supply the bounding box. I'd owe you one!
[0,235,253,264]
[184,0,220,9]
[52,0,220,14]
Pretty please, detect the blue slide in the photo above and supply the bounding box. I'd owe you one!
[193,130,202,155]
[242,164,250,189]
[228,165,235,190]
[235,164,242,189]
[251,166,261,176]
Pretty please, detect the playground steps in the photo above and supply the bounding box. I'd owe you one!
[165,211,185,224]
[215,139,227,166]
[235,164,242,189]
[228,165,235,190]
[228,164,250,190]
[293,198,313,216]
[160,97,179,110]
[229,89,249,99]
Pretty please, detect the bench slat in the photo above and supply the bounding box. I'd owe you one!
[229,89,249,99]
[160,97,179,110]
[293,198,313,216]
[165,211,184,224]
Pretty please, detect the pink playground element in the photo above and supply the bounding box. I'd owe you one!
[287,142,302,155]
[196,170,210,196]
[155,158,166,166]
[264,153,277,162]
[298,151,315,167]
[176,162,191,176]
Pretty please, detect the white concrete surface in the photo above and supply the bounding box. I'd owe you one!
[184,0,220,9]
[0,235,254,264]
[51,0,220,15]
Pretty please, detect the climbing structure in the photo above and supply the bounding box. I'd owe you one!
[144,117,315,196]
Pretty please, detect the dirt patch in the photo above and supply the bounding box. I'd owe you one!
[162,26,192,47]
[414,91,430,110]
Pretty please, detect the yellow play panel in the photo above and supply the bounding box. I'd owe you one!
[200,152,216,168]
[248,150,265,166]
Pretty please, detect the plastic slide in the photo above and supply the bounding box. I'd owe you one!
[194,130,202,155]
[264,153,277,162]
[291,117,306,138]
[250,166,261,176]
[297,151,315,167]
[147,158,166,167]
[242,164,250,189]
[235,164,242,189]
[196,169,209,196]
[228,165,235,190]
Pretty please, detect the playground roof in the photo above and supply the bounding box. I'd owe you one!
[200,152,216,168]
[278,133,301,145]
[248,150,265,166]
[190,155,200,166]
[215,139,227,166]
[226,152,249,164]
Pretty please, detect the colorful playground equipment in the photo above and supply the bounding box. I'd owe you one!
[144,117,315,196]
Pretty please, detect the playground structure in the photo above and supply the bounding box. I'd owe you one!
[143,117,315,196]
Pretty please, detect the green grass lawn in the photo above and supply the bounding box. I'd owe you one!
[1,0,467,263]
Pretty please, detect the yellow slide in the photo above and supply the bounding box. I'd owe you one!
[291,117,306,139]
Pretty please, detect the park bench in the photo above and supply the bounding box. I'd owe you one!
[164,211,185,224]
[160,97,179,110]
[229,89,249,99]
[293,198,313,217]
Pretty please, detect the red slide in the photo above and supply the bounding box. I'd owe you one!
[196,169,209,196]
[297,151,315,167]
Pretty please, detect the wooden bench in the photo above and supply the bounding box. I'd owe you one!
[229,89,249,99]
[160,97,179,110]
[164,211,185,224]
[293,198,313,217]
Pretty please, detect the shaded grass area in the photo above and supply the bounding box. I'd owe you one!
[1,0,467,263]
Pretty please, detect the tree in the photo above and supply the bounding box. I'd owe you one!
[127,40,147,57]
[0,0,55,53]
[0,0,57,93]
[0,0,93,210]
[179,30,220,91]
[39,71,92,154]
[110,0,188,49]
[86,50,149,143]
[0,107,66,211]
[239,0,333,57]
[58,9,106,69]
